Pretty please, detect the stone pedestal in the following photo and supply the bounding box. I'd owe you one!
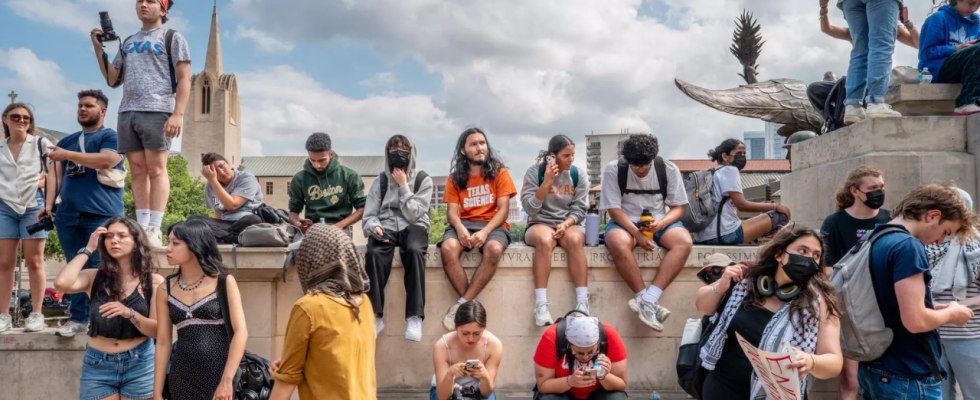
[885,83,961,117]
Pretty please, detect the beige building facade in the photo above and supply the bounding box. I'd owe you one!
[584,132,632,186]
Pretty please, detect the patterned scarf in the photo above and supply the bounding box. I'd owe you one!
[926,238,980,298]
[296,224,371,322]
[700,279,820,399]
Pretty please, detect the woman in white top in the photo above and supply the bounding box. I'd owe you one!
[432,300,503,400]
[694,139,791,245]
[0,103,56,333]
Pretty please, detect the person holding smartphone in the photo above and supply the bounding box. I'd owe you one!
[918,0,980,116]
[432,300,502,400]
[532,314,628,400]
[820,1,920,48]
[362,135,434,342]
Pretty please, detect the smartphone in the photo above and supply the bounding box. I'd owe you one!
[546,155,556,167]
[582,367,596,378]
[465,360,479,369]
[968,304,980,313]
[899,6,908,24]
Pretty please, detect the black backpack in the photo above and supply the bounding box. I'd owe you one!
[252,204,289,224]
[617,157,668,200]
[676,289,735,399]
[377,170,429,206]
[531,310,608,393]
[822,76,848,134]
[216,275,275,400]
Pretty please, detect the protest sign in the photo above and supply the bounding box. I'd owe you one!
[735,332,802,400]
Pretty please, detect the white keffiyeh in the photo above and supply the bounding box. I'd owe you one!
[700,279,820,399]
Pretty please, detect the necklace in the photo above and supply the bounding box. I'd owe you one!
[177,273,206,291]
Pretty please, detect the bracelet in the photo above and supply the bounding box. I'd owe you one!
[566,375,571,388]
[129,308,136,320]
[711,284,723,295]
[810,354,818,374]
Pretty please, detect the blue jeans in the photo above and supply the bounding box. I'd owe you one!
[429,386,496,400]
[605,220,684,247]
[79,339,155,400]
[695,226,745,245]
[859,364,942,400]
[842,0,900,105]
[940,338,980,400]
[55,213,112,324]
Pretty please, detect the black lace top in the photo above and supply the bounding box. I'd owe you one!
[86,271,151,340]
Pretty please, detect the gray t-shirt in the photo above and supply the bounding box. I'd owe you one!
[598,159,687,221]
[205,169,263,221]
[696,165,743,241]
[111,26,191,113]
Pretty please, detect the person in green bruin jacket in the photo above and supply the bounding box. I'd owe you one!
[288,132,366,237]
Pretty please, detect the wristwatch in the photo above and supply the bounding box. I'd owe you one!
[77,248,93,257]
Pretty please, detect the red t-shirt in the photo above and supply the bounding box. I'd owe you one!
[532,323,627,399]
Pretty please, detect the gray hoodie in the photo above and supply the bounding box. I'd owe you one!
[362,145,434,236]
[520,164,590,227]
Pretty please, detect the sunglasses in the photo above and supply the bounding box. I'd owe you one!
[6,114,31,122]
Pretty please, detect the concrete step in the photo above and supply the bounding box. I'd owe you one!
[885,83,961,116]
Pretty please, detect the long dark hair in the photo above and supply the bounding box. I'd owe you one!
[535,134,575,171]
[97,217,157,301]
[168,220,227,277]
[707,138,743,164]
[454,300,488,328]
[742,223,840,323]
[450,128,505,190]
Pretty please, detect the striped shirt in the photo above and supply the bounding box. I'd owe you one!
[926,240,980,340]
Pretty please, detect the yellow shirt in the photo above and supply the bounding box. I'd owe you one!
[272,294,377,400]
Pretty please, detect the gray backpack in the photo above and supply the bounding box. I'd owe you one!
[679,167,729,240]
[237,223,297,247]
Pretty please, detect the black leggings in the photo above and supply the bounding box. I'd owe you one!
[364,225,428,319]
[533,388,628,400]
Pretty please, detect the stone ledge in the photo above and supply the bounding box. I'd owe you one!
[0,328,87,351]
[886,83,961,116]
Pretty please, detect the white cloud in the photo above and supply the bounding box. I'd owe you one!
[4,0,191,35]
[232,25,294,53]
[358,72,397,90]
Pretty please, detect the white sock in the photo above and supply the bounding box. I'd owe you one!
[149,211,164,228]
[458,297,467,305]
[535,289,547,304]
[136,209,150,227]
[576,287,589,302]
[642,285,664,304]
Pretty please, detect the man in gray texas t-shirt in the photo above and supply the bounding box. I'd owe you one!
[90,0,191,247]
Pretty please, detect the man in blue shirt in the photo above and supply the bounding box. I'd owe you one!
[861,184,976,400]
[45,90,125,337]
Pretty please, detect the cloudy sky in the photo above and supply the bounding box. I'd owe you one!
[0,0,932,177]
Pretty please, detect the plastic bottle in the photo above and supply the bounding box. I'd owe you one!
[918,68,933,84]
[640,209,654,240]
[585,205,600,246]
[650,391,661,400]
[320,218,326,225]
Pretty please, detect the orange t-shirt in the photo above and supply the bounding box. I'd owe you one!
[443,169,517,230]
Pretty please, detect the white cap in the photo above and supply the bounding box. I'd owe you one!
[565,316,600,347]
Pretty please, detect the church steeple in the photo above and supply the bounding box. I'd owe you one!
[204,1,223,75]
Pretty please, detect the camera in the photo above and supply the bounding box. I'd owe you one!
[96,11,119,43]
[65,161,86,178]
[27,214,54,236]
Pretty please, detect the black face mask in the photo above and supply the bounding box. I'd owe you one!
[783,253,821,285]
[388,150,410,169]
[730,154,747,170]
[862,189,885,210]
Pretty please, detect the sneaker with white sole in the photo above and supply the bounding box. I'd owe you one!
[374,318,384,339]
[0,314,11,333]
[575,299,590,316]
[954,101,980,116]
[443,303,461,331]
[534,301,554,327]
[628,294,671,332]
[145,226,164,248]
[844,105,867,125]
[24,312,45,332]
[55,320,87,337]
[866,102,902,119]
[405,316,423,342]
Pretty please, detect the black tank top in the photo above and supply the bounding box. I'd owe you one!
[87,271,152,339]
[709,302,775,397]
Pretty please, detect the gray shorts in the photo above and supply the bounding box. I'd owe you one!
[117,111,172,153]
[439,220,511,251]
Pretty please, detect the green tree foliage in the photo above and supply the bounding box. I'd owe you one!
[509,223,526,244]
[428,205,447,244]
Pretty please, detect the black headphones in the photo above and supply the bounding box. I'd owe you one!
[755,274,803,302]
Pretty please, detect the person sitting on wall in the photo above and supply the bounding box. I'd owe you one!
[431,300,503,400]
[918,0,980,116]
[187,152,263,244]
[287,132,366,237]
[532,314,628,400]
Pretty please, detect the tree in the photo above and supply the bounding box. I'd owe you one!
[428,205,447,244]
[509,223,526,244]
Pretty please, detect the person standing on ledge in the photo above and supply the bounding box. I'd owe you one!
[838,0,904,125]
[820,0,920,48]
[439,128,516,331]
[91,0,192,246]
[288,132,366,237]
[599,133,693,332]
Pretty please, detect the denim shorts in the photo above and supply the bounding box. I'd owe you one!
[605,220,684,247]
[429,386,496,400]
[79,339,156,400]
[695,226,745,245]
[0,191,49,240]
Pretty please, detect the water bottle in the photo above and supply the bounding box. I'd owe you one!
[639,209,654,240]
[320,218,326,224]
[918,68,932,84]
[650,391,661,400]
[585,206,600,246]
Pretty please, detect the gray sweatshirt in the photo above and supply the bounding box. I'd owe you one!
[520,164,590,227]
[362,145,434,236]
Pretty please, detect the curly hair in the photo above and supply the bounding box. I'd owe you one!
[707,139,744,164]
[620,134,659,166]
[835,166,883,211]
[96,217,158,302]
[2,102,36,139]
[741,223,840,324]
[535,134,574,171]
[450,127,505,190]
[893,183,980,240]
[305,132,332,153]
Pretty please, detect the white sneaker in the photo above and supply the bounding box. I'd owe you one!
[534,301,554,327]
[374,318,384,339]
[145,226,164,247]
[954,101,980,116]
[0,314,11,333]
[443,303,461,331]
[55,320,87,337]
[843,105,867,125]
[628,294,671,332]
[405,316,423,342]
[24,312,45,332]
[865,102,902,119]
[575,299,590,316]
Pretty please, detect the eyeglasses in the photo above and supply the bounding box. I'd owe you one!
[629,163,652,172]
[7,114,31,122]
[569,348,600,358]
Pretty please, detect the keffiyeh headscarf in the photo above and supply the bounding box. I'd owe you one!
[296,224,371,322]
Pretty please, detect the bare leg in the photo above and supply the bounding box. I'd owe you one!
[441,239,468,298]
[837,359,860,400]
[740,214,773,243]
[127,151,150,212]
[650,228,693,291]
[0,240,18,315]
[98,393,121,400]
[559,226,588,289]
[462,241,503,301]
[526,224,557,289]
[23,239,46,313]
[605,229,645,293]
[145,150,171,214]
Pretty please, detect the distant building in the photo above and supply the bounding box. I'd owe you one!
[430,176,448,209]
[766,122,787,160]
[584,132,633,187]
[743,131,767,160]
[508,197,523,224]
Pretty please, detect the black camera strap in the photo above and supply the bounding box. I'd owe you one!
[100,40,126,89]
